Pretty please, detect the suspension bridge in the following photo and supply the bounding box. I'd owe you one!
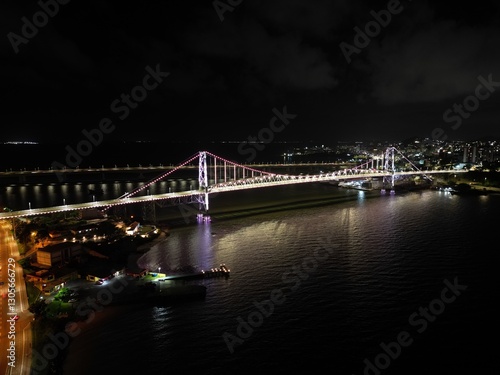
[0,147,465,220]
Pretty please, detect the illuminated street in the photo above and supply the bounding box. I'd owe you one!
[0,220,32,375]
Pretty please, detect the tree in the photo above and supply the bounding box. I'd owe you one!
[99,220,120,236]
[29,299,47,318]
[17,257,31,269]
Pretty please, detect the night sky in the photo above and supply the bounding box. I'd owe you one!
[1,0,500,144]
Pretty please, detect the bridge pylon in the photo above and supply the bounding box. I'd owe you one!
[383,147,396,189]
[197,151,209,214]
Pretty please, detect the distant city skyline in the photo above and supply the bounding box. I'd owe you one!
[2,133,500,146]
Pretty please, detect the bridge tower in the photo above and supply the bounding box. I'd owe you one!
[384,147,396,189]
[197,151,209,214]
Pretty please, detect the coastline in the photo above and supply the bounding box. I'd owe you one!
[135,229,170,252]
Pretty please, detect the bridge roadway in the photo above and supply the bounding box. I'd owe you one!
[0,162,359,184]
[0,170,465,220]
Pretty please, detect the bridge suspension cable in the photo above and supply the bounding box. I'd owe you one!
[117,152,200,199]
[100,152,200,213]
[0,147,468,220]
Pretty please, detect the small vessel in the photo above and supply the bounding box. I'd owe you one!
[449,183,489,196]
[450,189,488,196]
[338,181,373,191]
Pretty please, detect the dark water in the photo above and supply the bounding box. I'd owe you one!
[59,188,498,375]
[0,178,198,212]
[0,140,336,213]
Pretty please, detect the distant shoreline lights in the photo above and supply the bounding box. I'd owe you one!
[1,141,39,145]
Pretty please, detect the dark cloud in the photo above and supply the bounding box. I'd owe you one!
[247,0,352,38]
[0,0,499,143]
[367,3,500,104]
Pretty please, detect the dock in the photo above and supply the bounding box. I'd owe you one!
[158,263,230,281]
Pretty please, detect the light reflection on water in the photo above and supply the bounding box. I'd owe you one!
[0,179,197,210]
[62,190,499,374]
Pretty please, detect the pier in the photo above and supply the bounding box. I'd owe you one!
[154,264,231,281]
